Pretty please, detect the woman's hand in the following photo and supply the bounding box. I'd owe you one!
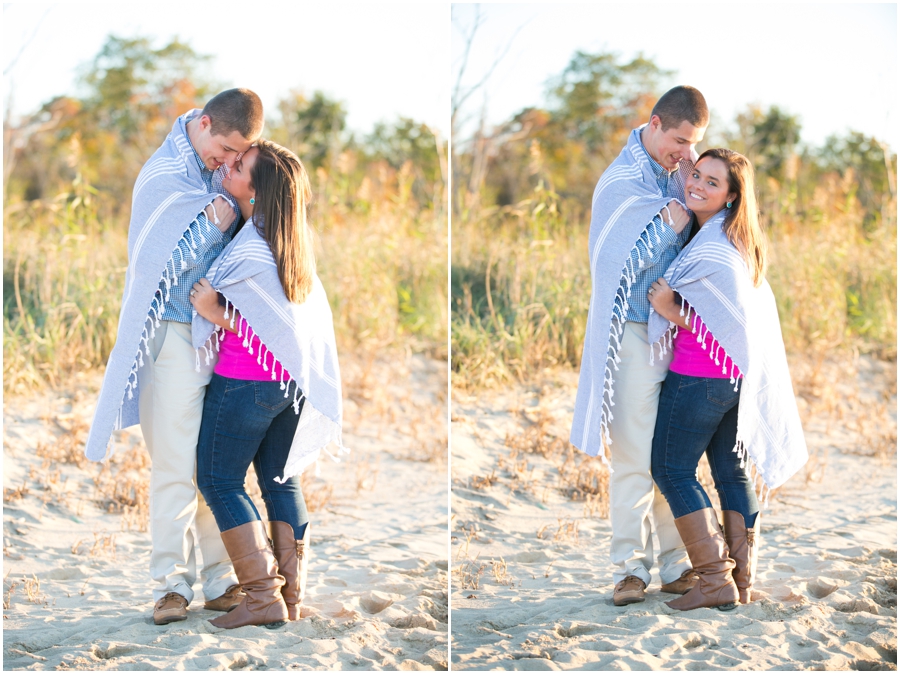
[648,278,684,325]
[190,278,222,321]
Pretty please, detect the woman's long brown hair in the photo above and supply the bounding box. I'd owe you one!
[697,148,767,287]
[249,139,315,303]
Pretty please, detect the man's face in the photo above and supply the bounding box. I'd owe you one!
[194,115,253,170]
[648,116,707,171]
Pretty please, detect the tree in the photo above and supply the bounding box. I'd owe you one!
[7,35,216,211]
[819,131,897,228]
[269,90,347,171]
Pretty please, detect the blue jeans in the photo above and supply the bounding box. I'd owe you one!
[651,371,759,528]
[197,374,309,539]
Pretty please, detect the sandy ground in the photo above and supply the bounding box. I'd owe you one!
[3,354,448,671]
[450,354,897,671]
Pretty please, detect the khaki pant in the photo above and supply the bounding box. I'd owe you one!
[138,321,237,604]
[607,321,690,586]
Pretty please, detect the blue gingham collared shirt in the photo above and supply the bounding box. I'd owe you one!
[622,135,692,323]
[156,114,238,324]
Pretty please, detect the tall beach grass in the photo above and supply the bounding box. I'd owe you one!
[3,163,447,394]
[452,174,896,390]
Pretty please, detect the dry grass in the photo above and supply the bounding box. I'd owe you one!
[536,517,579,543]
[4,164,447,395]
[456,558,486,591]
[71,531,117,559]
[489,557,516,587]
[452,176,896,390]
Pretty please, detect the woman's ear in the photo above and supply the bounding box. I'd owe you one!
[727,192,737,206]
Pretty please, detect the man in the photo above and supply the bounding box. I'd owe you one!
[85,88,265,625]
[570,85,709,606]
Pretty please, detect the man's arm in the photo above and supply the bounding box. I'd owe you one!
[170,197,236,275]
[624,200,690,269]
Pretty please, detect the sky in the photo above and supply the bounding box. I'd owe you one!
[2,3,450,138]
[451,3,898,151]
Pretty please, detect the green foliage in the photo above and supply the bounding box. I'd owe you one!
[365,117,443,205]
[818,131,897,229]
[4,36,448,392]
[726,105,802,182]
[268,90,347,170]
[452,49,897,388]
[7,35,215,212]
[469,51,671,206]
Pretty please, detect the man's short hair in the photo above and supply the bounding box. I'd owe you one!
[652,86,709,131]
[202,88,264,141]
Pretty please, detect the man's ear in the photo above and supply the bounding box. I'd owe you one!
[649,114,662,132]
[199,115,213,132]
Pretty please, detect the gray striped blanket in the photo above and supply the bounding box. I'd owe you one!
[85,111,233,461]
[570,128,694,462]
[192,218,345,480]
[647,210,808,495]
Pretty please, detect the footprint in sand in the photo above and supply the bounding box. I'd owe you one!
[808,577,842,598]
[361,590,399,614]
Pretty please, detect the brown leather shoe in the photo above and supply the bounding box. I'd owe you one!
[209,521,289,629]
[722,510,760,604]
[660,568,699,595]
[269,521,310,621]
[153,592,188,625]
[203,584,245,612]
[666,508,739,612]
[613,575,647,606]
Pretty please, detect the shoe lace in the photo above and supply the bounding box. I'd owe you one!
[156,592,185,609]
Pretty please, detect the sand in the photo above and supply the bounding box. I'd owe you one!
[450,354,897,671]
[3,354,448,671]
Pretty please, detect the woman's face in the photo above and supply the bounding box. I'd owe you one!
[222,146,259,203]
[685,157,736,218]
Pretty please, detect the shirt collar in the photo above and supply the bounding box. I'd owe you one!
[183,110,211,176]
[635,125,673,179]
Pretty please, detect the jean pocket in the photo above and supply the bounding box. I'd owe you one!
[706,379,740,407]
[254,381,291,411]
[223,378,255,394]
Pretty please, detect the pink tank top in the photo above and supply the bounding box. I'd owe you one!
[669,310,743,380]
[214,322,290,382]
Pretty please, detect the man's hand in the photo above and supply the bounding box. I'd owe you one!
[204,196,236,233]
[662,200,690,234]
[189,278,222,321]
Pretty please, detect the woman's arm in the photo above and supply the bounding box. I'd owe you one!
[648,278,690,328]
[190,278,239,334]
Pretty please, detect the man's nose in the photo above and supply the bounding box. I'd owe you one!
[223,153,238,169]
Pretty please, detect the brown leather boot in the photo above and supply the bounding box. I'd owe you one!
[666,508,739,612]
[722,510,760,604]
[209,521,289,629]
[269,521,310,621]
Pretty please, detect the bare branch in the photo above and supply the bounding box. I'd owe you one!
[4,6,54,77]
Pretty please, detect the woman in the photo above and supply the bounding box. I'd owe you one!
[189,140,344,629]
[647,149,807,611]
